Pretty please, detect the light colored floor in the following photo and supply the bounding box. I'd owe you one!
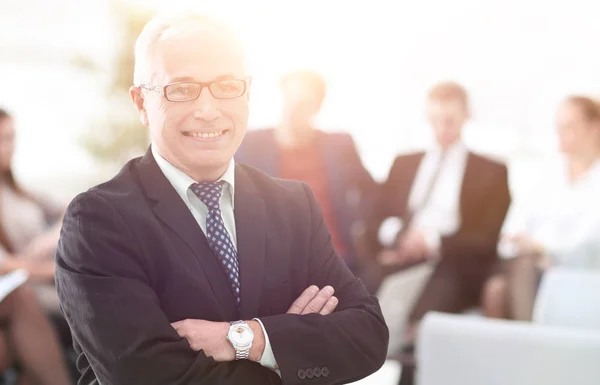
[348,360,402,385]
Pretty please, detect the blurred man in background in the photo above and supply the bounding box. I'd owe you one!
[367,82,511,356]
[236,70,376,276]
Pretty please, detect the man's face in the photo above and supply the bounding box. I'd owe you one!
[280,77,322,134]
[427,99,468,149]
[134,31,249,178]
[556,101,599,155]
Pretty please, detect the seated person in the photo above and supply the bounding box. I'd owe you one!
[0,109,74,382]
[0,109,65,312]
[365,82,511,348]
[483,96,600,321]
[236,70,377,275]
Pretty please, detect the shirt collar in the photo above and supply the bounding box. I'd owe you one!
[428,139,466,159]
[151,143,235,207]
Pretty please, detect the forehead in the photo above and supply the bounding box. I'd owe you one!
[152,30,247,83]
[0,118,14,134]
[427,99,466,115]
[558,102,586,122]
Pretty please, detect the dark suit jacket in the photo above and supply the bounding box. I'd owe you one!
[367,151,511,276]
[55,149,388,385]
[235,129,377,269]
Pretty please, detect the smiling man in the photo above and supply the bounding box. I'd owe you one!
[55,14,388,385]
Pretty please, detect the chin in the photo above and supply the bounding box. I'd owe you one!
[194,155,232,170]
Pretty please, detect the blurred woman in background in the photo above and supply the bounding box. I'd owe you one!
[0,108,63,287]
[0,108,71,384]
[483,96,600,320]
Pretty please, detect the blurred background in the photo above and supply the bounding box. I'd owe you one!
[3,0,600,200]
[2,1,600,384]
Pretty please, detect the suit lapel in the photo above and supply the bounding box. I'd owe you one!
[136,149,238,320]
[398,153,424,215]
[234,165,267,320]
[458,152,478,218]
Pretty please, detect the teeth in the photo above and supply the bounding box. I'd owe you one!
[187,131,224,138]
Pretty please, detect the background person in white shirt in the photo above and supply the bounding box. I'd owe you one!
[483,95,600,321]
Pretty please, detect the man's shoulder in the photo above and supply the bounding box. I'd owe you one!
[320,130,352,143]
[240,128,276,146]
[389,151,425,170]
[68,157,143,213]
[237,162,307,197]
[393,150,425,161]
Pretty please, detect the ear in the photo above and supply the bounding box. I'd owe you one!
[130,86,149,127]
[465,108,472,121]
[245,78,253,102]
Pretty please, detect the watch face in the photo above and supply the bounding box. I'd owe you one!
[229,325,254,346]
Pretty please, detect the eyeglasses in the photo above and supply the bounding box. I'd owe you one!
[139,78,250,102]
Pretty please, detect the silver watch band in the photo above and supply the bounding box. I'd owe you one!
[235,347,250,360]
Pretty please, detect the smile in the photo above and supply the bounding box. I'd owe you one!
[183,130,228,139]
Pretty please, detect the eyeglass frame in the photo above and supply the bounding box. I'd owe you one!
[138,77,252,102]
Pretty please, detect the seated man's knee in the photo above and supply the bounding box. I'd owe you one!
[482,275,507,307]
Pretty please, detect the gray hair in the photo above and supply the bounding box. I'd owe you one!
[133,13,246,85]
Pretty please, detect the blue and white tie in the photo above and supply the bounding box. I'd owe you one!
[191,181,241,307]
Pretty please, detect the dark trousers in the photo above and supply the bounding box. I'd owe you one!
[408,258,491,322]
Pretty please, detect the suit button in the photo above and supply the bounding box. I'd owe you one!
[322,366,330,377]
[297,369,306,379]
[313,367,322,377]
[305,368,314,379]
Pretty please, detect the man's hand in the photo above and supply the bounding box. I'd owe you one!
[398,229,429,260]
[171,320,234,361]
[287,285,338,315]
[508,234,545,258]
[171,285,339,363]
[171,319,266,362]
[378,229,429,266]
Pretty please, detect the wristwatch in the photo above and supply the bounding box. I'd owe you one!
[226,321,254,360]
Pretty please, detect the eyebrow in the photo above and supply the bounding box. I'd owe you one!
[169,74,239,83]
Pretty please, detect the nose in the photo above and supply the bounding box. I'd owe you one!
[192,87,221,122]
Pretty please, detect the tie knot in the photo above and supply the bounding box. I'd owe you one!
[191,181,224,210]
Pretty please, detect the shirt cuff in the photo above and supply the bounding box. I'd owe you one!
[421,228,441,258]
[498,239,519,259]
[253,318,281,377]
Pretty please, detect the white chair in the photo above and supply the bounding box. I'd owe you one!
[533,268,600,330]
[417,312,600,385]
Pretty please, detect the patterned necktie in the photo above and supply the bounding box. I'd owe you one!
[190,181,241,307]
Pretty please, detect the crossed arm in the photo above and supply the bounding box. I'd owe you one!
[171,285,339,363]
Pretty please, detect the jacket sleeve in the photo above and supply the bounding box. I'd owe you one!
[258,184,389,385]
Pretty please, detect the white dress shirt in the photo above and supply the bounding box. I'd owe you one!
[499,157,600,269]
[408,140,469,251]
[151,144,279,373]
